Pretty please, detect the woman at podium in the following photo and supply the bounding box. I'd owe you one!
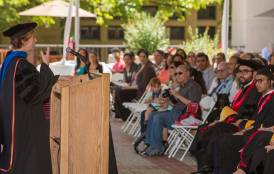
[0,22,59,174]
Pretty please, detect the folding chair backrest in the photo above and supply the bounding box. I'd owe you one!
[136,88,150,104]
[200,99,216,124]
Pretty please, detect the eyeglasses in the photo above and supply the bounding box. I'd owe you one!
[238,69,253,75]
[216,69,225,73]
[255,78,269,84]
[170,66,175,69]
[175,72,184,76]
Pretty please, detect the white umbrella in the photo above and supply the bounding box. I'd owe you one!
[19,0,96,63]
[19,0,96,18]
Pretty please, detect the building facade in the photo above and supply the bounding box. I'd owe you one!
[231,0,274,52]
[0,5,222,62]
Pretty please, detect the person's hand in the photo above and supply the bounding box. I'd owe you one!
[169,89,180,98]
[233,168,246,174]
[144,98,152,104]
[265,145,274,152]
[232,119,243,127]
[209,120,219,127]
[158,97,169,107]
[233,126,254,136]
[58,76,73,81]
[40,47,50,65]
[233,130,245,136]
[259,126,274,133]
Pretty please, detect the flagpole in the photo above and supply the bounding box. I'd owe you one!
[221,0,230,56]
[74,0,80,58]
[62,0,73,64]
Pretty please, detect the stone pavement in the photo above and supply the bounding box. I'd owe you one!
[111,118,197,174]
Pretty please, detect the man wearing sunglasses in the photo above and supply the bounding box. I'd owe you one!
[142,64,203,156]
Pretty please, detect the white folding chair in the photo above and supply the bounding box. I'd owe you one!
[165,98,216,160]
[121,90,148,133]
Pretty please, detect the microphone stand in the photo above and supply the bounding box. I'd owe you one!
[83,62,93,80]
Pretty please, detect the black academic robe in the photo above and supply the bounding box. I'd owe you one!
[262,150,274,174]
[213,91,274,173]
[0,58,58,174]
[190,82,260,169]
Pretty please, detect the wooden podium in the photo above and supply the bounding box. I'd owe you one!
[50,74,110,174]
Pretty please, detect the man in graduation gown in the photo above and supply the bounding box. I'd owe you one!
[230,66,274,174]
[190,59,264,174]
[0,23,58,174]
[213,67,274,174]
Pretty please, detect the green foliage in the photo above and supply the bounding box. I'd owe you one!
[0,0,55,32]
[183,26,220,59]
[0,0,222,32]
[122,12,169,54]
[84,0,222,25]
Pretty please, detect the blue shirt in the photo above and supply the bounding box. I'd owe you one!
[208,75,234,95]
[262,47,271,61]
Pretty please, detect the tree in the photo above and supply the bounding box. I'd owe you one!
[123,12,169,54]
[0,0,55,32]
[0,0,223,31]
[84,0,223,25]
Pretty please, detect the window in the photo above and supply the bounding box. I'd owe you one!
[108,26,124,40]
[169,27,185,40]
[198,26,216,39]
[80,26,100,40]
[142,6,158,16]
[169,12,186,20]
[197,6,216,20]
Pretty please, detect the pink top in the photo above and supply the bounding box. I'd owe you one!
[112,60,124,73]
[157,69,169,84]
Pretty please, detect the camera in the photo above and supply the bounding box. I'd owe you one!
[162,89,170,98]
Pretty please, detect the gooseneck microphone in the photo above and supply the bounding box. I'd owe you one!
[66,47,88,63]
[66,47,93,80]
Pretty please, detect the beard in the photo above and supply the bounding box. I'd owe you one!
[239,79,252,88]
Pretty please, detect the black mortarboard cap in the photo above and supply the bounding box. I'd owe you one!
[3,22,37,38]
[256,68,273,80]
[237,58,264,70]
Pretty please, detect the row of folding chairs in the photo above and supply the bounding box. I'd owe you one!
[121,88,217,162]
[164,99,216,161]
[121,90,148,136]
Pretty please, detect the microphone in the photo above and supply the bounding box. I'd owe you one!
[66,47,87,63]
[66,47,93,80]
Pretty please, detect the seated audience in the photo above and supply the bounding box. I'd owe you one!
[112,48,124,73]
[113,52,140,121]
[201,62,234,122]
[122,52,139,84]
[190,59,263,174]
[196,52,216,90]
[134,48,156,99]
[153,49,166,74]
[76,51,103,75]
[269,53,274,65]
[213,67,274,174]
[75,48,89,75]
[176,48,187,60]
[87,51,103,73]
[143,64,202,156]
[187,51,197,68]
